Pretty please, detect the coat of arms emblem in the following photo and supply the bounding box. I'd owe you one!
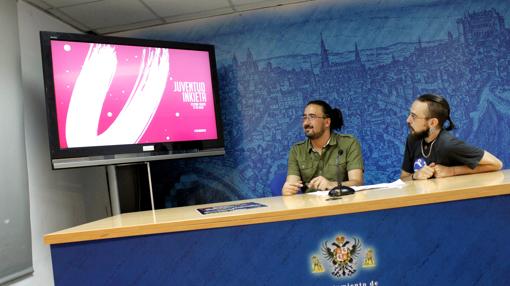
[311,234,376,278]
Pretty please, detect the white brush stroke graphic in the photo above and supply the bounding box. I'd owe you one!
[65,44,169,147]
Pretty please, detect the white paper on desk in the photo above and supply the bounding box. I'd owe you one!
[306,179,406,196]
[352,179,406,191]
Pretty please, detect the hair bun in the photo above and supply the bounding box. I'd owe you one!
[332,108,344,130]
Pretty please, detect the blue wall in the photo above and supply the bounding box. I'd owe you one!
[127,0,510,206]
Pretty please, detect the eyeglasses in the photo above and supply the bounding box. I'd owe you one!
[408,113,429,121]
[302,114,328,121]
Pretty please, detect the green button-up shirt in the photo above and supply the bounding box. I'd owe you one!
[287,133,364,190]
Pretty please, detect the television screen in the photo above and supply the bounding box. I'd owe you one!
[40,31,224,169]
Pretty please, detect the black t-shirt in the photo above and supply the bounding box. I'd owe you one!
[402,131,484,173]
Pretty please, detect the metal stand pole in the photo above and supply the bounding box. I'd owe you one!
[146,162,155,211]
[107,165,121,216]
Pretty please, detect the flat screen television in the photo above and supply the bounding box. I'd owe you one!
[40,31,225,169]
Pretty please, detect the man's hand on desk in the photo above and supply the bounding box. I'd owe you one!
[412,163,455,179]
[282,176,338,195]
[308,176,336,190]
[432,164,455,178]
[282,181,303,196]
[413,163,435,180]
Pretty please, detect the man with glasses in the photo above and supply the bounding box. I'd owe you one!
[282,100,364,195]
[401,93,502,180]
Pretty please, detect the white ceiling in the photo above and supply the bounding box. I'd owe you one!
[24,0,313,34]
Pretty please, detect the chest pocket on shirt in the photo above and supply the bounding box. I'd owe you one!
[323,160,347,182]
[298,160,317,183]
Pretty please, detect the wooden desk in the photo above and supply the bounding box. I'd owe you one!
[45,170,510,285]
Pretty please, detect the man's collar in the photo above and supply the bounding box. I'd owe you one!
[425,129,442,143]
[306,133,337,153]
[328,133,339,146]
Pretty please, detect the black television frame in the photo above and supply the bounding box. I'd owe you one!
[40,31,225,169]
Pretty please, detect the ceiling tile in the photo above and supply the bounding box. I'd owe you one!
[59,0,157,29]
[142,0,231,18]
[96,18,165,34]
[23,0,310,34]
[42,0,98,8]
[230,0,267,4]
[162,7,235,24]
[23,0,52,9]
[231,0,301,4]
[47,8,92,31]
[231,0,308,11]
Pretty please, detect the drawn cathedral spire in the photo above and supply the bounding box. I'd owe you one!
[232,53,239,68]
[245,48,258,71]
[354,42,361,63]
[320,32,330,68]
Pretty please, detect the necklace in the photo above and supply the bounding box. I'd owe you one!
[421,138,436,158]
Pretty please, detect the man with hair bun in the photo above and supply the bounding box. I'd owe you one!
[282,100,364,195]
[401,93,502,181]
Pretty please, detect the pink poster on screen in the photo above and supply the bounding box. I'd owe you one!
[50,40,218,149]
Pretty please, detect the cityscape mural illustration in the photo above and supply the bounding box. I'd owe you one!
[127,0,510,207]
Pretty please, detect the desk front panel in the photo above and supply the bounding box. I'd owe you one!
[51,194,510,286]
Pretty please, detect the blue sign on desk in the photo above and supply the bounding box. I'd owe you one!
[196,202,267,215]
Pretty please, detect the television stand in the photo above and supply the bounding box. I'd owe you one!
[106,162,155,216]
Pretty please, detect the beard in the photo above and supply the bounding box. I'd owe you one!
[409,124,429,140]
[304,124,324,140]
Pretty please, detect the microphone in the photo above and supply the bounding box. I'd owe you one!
[328,149,355,197]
